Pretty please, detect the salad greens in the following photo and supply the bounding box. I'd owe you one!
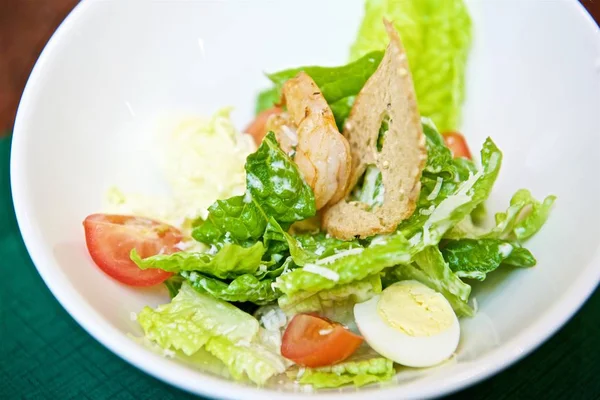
[183,272,281,305]
[441,239,536,281]
[350,165,385,209]
[125,0,556,390]
[132,242,266,278]
[278,274,382,317]
[295,348,395,388]
[350,0,472,133]
[138,283,287,384]
[192,131,316,246]
[134,116,553,385]
[256,51,383,129]
[445,189,557,241]
[265,51,384,105]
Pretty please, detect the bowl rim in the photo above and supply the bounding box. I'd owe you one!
[10,0,600,398]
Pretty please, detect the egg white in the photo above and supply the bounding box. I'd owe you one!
[354,294,460,368]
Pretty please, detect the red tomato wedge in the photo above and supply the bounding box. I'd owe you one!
[244,106,282,145]
[83,214,183,287]
[281,313,363,367]
[442,131,472,159]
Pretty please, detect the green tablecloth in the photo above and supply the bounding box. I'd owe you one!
[1,135,598,399]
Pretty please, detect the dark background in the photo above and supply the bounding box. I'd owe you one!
[0,1,599,400]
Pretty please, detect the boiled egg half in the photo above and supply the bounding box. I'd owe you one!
[354,280,460,368]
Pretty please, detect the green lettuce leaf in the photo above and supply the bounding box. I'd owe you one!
[470,202,487,226]
[244,132,316,221]
[276,137,500,303]
[255,88,281,115]
[137,282,259,356]
[396,120,481,239]
[421,119,456,179]
[182,272,280,305]
[163,275,185,298]
[393,246,474,317]
[350,0,472,132]
[329,96,356,129]
[205,336,288,385]
[294,232,362,261]
[278,274,382,317]
[264,218,363,268]
[266,51,384,105]
[413,137,502,247]
[137,283,286,385]
[131,335,232,379]
[191,197,265,246]
[445,189,556,241]
[441,239,536,280]
[263,218,290,257]
[276,233,411,296]
[294,347,394,388]
[349,165,385,209]
[131,242,266,279]
[500,189,556,241]
[255,52,383,127]
[193,132,315,245]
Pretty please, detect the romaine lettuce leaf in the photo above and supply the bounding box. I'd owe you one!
[416,137,502,247]
[255,88,281,115]
[275,233,411,296]
[163,275,185,298]
[182,272,280,305]
[349,165,385,209]
[191,196,265,246]
[441,238,536,280]
[278,274,382,317]
[329,96,356,130]
[499,189,556,241]
[255,52,383,127]
[470,202,487,226]
[421,119,456,179]
[393,246,474,317]
[193,132,315,245]
[205,336,288,385]
[293,232,362,261]
[137,283,286,384]
[445,189,556,241]
[265,51,383,105]
[137,283,259,355]
[245,132,316,221]
[395,120,480,239]
[350,0,472,132]
[264,217,363,268]
[131,335,232,379]
[294,347,394,388]
[131,242,266,279]
[263,218,290,256]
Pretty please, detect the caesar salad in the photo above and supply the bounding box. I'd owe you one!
[82,0,555,389]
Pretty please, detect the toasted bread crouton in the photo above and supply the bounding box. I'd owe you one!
[323,20,427,240]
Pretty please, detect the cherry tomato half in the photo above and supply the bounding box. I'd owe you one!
[443,131,472,159]
[83,214,183,286]
[281,313,363,367]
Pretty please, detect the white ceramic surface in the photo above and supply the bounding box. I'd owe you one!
[10,0,600,398]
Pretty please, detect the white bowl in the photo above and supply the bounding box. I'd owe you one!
[11,0,600,398]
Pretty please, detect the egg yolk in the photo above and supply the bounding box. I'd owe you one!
[377,281,454,337]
